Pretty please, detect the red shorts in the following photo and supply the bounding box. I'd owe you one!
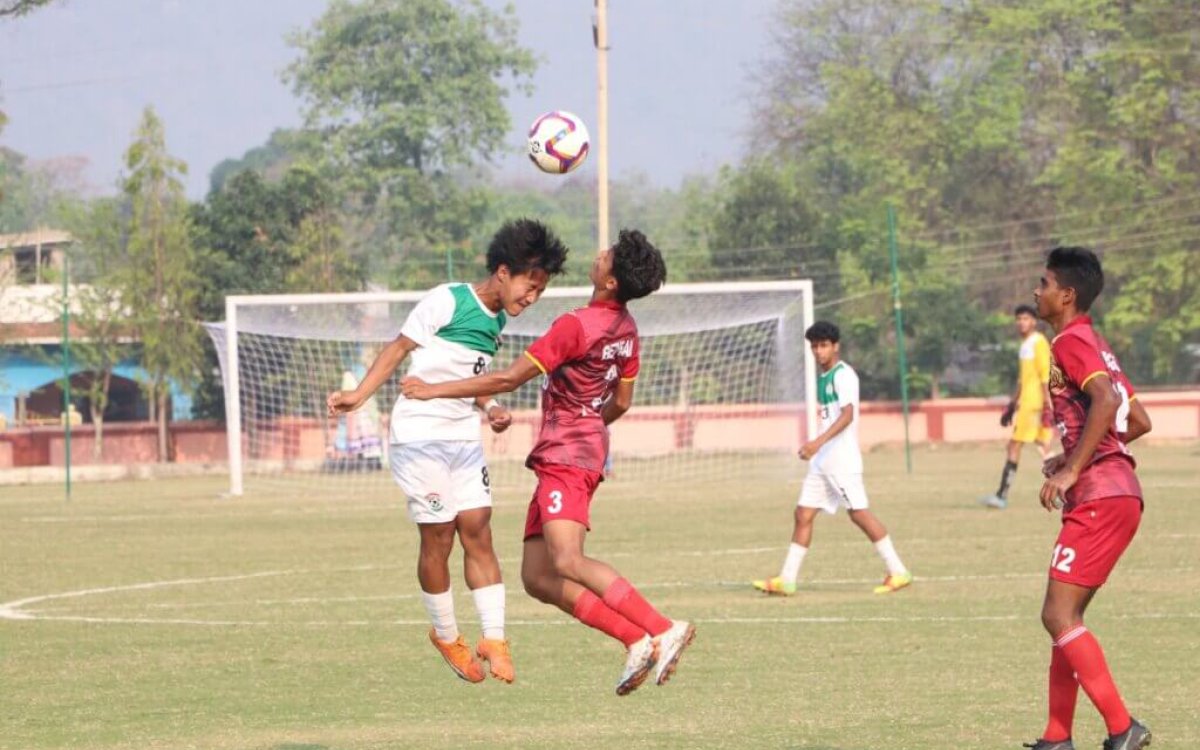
[523,463,603,540]
[1049,496,1142,587]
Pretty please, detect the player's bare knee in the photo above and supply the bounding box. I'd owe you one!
[549,550,584,582]
[793,507,813,528]
[520,570,552,603]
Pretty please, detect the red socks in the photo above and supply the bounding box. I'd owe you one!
[1055,625,1131,736]
[1042,644,1079,742]
[572,589,644,647]
[601,577,672,637]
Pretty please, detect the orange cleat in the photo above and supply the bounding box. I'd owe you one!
[428,629,486,683]
[873,571,913,594]
[476,638,515,683]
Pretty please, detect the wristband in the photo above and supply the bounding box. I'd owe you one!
[484,399,502,412]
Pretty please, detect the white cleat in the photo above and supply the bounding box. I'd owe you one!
[653,620,696,686]
[615,634,658,696]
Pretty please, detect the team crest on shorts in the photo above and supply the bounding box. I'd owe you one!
[426,493,444,512]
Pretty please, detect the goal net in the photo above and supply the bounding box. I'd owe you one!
[204,282,816,498]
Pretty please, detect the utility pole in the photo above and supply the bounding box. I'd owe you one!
[594,0,610,252]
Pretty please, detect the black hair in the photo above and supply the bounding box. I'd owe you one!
[611,228,667,303]
[805,320,840,344]
[1014,304,1037,317]
[486,218,568,277]
[1045,246,1104,312]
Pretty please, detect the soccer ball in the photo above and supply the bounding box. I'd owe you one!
[527,111,590,174]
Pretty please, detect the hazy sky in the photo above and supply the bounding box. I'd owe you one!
[0,0,773,199]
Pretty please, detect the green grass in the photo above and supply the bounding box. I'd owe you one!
[2,443,1198,749]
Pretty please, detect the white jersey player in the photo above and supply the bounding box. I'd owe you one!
[327,219,568,684]
[752,320,913,596]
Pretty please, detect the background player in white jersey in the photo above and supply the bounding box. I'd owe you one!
[753,321,912,596]
[327,219,568,684]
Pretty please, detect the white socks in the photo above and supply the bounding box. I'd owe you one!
[471,583,506,641]
[421,589,458,642]
[873,535,907,576]
[779,543,808,584]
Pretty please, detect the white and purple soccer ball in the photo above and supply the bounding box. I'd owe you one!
[527,110,590,174]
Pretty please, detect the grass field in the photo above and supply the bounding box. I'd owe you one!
[2,443,1198,750]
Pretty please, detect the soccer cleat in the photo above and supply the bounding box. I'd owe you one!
[873,571,913,594]
[428,629,486,683]
[1103,718,1152,750]
[1021,739,1075,750]
[615,634,658,696]
[475,637,515,684]
[752,576,797,596]
[653,620,696,686]
[979,493,1009,509]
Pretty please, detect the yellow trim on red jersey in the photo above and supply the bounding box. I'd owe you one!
[619,376,637,383]
[523,351,547,374]
[1079,371,1109,390]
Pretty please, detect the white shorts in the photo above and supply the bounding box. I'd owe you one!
[797,471,870,514]
[389,441,492,524]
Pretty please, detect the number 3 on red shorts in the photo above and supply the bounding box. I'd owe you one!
[547,490,563,514]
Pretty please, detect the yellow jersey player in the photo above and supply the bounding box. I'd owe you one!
[980,304,1057,509]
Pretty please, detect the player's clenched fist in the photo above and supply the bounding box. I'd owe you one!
[487,405,512,433]
[1039,464,1077,511]
[400,376,434,400]
[326,391,361,415]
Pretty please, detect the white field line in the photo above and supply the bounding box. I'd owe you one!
[4,612,1197,628]
[3,565,1194,624]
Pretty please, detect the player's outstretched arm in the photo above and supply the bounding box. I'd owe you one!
[1122,398,1152,444]
[327,334,418,414]
[1039,374,1119,510]
[602,379,635,425]
[402,356,542,401]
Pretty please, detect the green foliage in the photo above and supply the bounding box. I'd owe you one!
[58,197,136,454]
[119,107,202,455]
[0,0,57,17]
[285,0,537,272]
[724,0,1200,396]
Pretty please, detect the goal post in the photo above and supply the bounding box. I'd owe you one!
[205,281,817,498]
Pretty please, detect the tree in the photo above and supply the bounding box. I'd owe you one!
[59,197,134,457]
[0,0,58,18]
[285,0,537,276]
[120,107,202,461]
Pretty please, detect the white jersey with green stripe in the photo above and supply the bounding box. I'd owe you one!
[391,283,506,444]
[811,360,863,474]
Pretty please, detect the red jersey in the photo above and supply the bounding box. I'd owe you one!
[1049,315,1142,509]
[523,299,640,473]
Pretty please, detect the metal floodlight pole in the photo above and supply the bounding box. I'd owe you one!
[594,0,610,252]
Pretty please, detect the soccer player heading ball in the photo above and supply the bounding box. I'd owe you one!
[1023,246,1153,750]
[403,229,695,696]
[752,321,912,597]
[327,219,568,685]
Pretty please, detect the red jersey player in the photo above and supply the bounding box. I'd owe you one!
[1024,247,1154,750]
[402,229,693,696]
